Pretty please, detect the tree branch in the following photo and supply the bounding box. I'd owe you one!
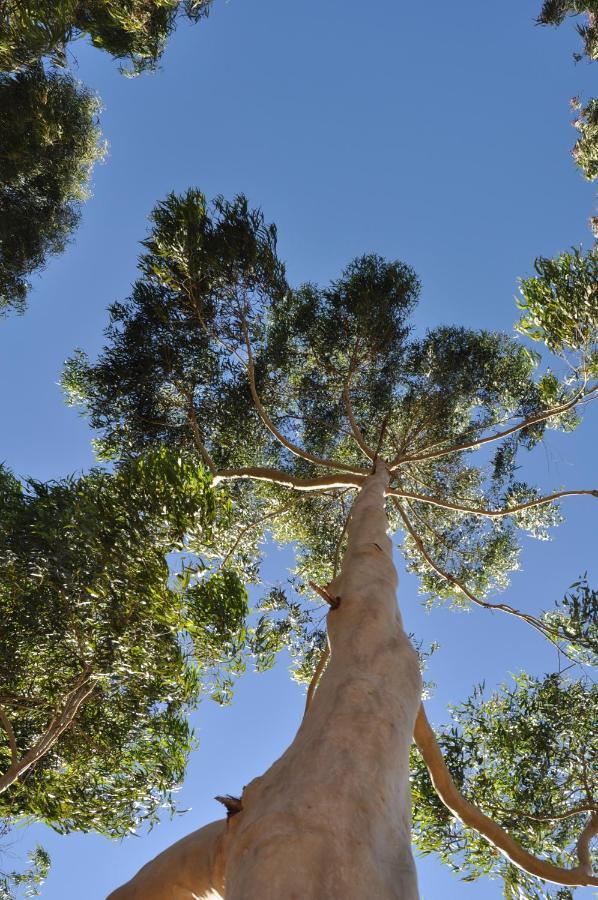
[391,385,598,468]
[0,671,95,794]
[242,322,365,475]
[342,345,376,461]
[387,487,597,518]
[414,704,598,887]
[302,644,330,721]
[214,467,364,492]
[392,499,561,643]
[186,401,217,474]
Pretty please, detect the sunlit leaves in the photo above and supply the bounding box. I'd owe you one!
[572,97,598,181]
[411,673,597,899]
[0,450,246,837]
[517,249,598,372]
[0,0,213,74]
[542,577,597,661]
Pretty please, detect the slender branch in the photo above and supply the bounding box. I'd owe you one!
[0,706,18,766]
[391,385,598,469]
[242,322,365,475]
[342,344,376,461]
[214,467,364,492]
[485,803,597,824]
[414,705,598,887]
[219,502,296,570]
[577,811,598,874]
[302,644,330,721]
[186,401,217,474]
[0,671,95,794]
[387,487,598,519]
[392,499,561,642]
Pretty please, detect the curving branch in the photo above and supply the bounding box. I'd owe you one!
[414,705,598,887]
[186,400,217,474]
[302,644,330,721]
[391,385,598,469]
[242,322,366,476]
[0,670,95,794]
[242,319,365,474]
[214,466,364,492]
[342,344,377,461]
[387,487,598,518]
[392,499,561,642]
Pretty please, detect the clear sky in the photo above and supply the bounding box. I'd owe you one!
[0,1,596,897]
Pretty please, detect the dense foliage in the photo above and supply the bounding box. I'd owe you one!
[0,449,248,836]
[0,0,212,74]
[0,64,103,314]
[537,0,598,60]
[411,669,597,899]
[64,189,589,618]
[517,248,598,370]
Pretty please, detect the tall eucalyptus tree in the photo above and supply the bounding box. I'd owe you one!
[63,190,597,898]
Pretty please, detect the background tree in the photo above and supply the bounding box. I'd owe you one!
[0,449,249,893]
[0,0,212,74]
[62,189,597,898]
[0,64,103,315]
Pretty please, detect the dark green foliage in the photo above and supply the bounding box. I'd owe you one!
[0,1,212,75]
[411,673,597,899]
[572,97,598,180]
[517,248,598,371]
[537,1,598,60]
[0,449,248,835]
[0,64,103,314]
[64,188,589,623]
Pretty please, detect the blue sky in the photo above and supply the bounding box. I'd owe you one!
[0,0,596,896]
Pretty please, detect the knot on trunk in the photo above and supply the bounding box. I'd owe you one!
[215,795,243,818]
[308,580,341,609]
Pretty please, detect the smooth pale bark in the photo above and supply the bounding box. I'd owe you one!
[106,820,227,899]
[108,466,423,899]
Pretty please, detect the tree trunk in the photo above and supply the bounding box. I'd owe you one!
[109,465,423,899]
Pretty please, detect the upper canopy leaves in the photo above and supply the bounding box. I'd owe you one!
[65,188,596,627]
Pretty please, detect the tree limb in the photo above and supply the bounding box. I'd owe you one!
[414,705,598,887]
[392,499,561,642]
[391,385,598,468]
[0,671,95,794]
[214,467,364,492]
[387,487,597,518]
[342,354,376,461]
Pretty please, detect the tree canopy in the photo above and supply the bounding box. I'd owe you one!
[0,449,248,839]
[60,188,598,895]
[0,1,212,75]
[0,64,103,315]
